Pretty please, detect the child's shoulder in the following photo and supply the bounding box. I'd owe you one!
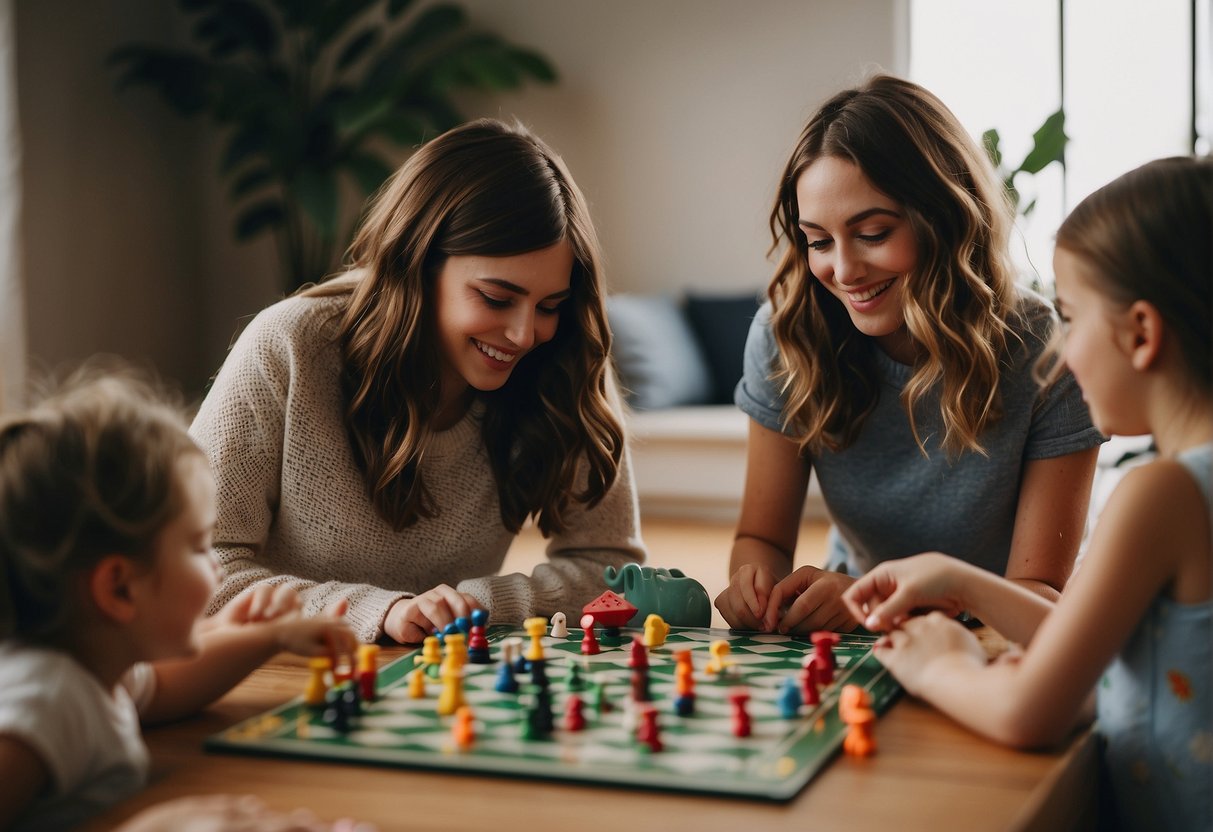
[1106,454,1211,546]
[0,643,93,721]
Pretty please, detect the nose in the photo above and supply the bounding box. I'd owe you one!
[504,307,536,351]
[830,244,867,287]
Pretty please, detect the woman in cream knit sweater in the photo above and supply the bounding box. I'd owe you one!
[191,120,645,643]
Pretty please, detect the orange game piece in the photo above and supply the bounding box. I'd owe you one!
[839,684,876,757]
[452,705,475,750]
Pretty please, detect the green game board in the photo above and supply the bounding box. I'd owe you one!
[205,626,900,802]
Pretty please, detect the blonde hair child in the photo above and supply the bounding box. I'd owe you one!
[0,371,355,829]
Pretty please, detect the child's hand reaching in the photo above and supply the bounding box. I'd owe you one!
[213,584,302,627]
[872,611,985,697]
[714,563,778,631]
[842,553,970,632]
[384,585,480,644]
[268,599,357,658]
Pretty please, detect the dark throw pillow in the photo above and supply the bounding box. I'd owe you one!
[684,291,762,404]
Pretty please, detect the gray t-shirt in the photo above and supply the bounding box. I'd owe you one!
[735,292,1104,577]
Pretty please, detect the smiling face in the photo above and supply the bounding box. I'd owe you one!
[1052,246,1145,437]
[134,452,219,661]
[796,157,920,363]
[433,241,574,410]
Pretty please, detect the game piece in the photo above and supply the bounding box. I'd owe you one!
[442,632,467,671]
[840,685,876,757]
[579,613,600,655]
[436,663,466,716]
[581,590,637,636]
[467,608,491,664]
[637,705,663,752]
[454,615,470,635]
[549,611,569,638]
[357,644,380,702]
[810,631,841,685]
[673,692,695,717]
[627,636,649,670]
[631,667,652,703]
[304,656,331,709]
[728,687,752,738]
[564,661,586,692]
[415,636,442,679]
[586,675,613,714]
[493,660,519,693]
[529,658,550,690]
[520,684,554,740]
[705,639,733,675]
[408,668,427,699]
[563,694,587,732]
[322,689,352,734]
[643,613,670,648]
[452,705,475,750]
[501,636,527,673]
[340,682,363,717]
[523,616,548,662]
[778,677,802,719]
[673,653,696,715]
[800,659,821,706]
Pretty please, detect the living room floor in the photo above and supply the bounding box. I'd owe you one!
[501,516,830,630]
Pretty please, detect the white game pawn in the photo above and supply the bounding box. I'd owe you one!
[549,611,569,638]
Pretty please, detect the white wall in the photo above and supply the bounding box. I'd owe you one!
[14,0,904,396]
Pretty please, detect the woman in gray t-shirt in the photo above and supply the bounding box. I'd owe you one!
[715,75,1103,634]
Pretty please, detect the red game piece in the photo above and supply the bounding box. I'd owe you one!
[637,705,663,752]
[627,636,649,669]
[579,613,600,655]
[810,632,841,685]
[564,694,587,732]
[581,591,638,630]
[800,659,820,706]
[728,688,752,738]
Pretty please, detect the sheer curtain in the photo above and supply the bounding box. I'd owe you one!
[0,0,23,411]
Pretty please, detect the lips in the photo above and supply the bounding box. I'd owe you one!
[849,278,894,302]
[473,338,517,363]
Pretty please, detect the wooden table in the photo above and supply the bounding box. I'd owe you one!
[84,645,1096,832]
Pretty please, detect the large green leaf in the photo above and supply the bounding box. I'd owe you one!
[234,199,285,240]
[981,128,1002,170]
[1016,110,1067,176]
[509,47,558,83]
[109,47,215,116]
[220,125,270,174]
[229,165,277,199]
[191,1,279,59]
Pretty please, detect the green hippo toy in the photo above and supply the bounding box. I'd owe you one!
[602,563,712,628]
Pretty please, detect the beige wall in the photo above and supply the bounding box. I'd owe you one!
[14,0,904,397]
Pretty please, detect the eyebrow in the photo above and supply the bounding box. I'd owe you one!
[478,278,572,301]
[798,207,902,231]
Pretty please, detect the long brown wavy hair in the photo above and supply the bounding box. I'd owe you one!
[305,119,621,535]
[769,75,1019,457]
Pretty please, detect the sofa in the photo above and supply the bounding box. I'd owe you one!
[608,291,825,521]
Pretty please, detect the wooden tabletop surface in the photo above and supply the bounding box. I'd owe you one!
[83,640,1096,832]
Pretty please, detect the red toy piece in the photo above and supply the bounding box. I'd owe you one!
[728,688,752,738]
[627,636,649,669]
[579,613,601,655]
[564,694,587,732]
[581,591,638,630]
[810,631,841,685]
[799,658,820,706]
[637,706,663,752]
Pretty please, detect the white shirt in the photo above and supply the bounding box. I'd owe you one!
[0,642,156,830]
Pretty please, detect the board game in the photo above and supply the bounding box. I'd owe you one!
[206,625,900,802]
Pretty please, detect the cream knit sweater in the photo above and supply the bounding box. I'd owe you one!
[191,292,646,642]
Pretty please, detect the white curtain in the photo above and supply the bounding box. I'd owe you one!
[0,0,23,411]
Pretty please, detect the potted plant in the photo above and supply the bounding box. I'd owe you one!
[982,109,1068,217]
[110,0,557,292]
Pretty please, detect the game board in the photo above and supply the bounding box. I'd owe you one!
[206,625,900,802]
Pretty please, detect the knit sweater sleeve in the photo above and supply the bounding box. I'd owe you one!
[456,439,646,624]
[190,301,412,640]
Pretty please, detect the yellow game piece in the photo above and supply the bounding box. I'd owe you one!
[436,662,466,716]
[415,636,442,669]
[408,668,427,699]
[643,613,670,648]
[523,616,547,661]
[358,644,380,673]
[705,639,732,675]
[441,632,467,672]
[304,656,331,707]
[452,705,476,750]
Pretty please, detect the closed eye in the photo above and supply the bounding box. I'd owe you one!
[858,229,892,244]
[478,291,511,309]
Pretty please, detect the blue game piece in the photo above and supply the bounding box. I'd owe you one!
[433,626,444,646]
[443,622,460,637]
[778,677,802,719]
[471,608,488,627]
[455,615,470,635]
[495,661,520,693]
[674,693,695,717]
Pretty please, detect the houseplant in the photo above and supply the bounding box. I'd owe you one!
[110,0,557,292]
[982,109,1068,218]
